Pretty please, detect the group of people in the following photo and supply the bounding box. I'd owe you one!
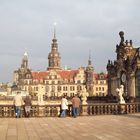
[13,84,125,118]
[13,92,32,118]
[13,92,81,118]
[60,94,81,118]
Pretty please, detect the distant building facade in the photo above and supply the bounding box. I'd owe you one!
[93,73,108,97]
[13,32,107,97]
[107,31,140,101]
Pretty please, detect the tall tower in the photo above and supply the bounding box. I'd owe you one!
[21,52,28,69]
[85,53,94,96]
[13,52,31,84]
[47,26,61,70]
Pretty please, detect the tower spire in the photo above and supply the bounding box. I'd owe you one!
[47,23,61,70]
[53,22,57,39]
[88,50,91,65]
[86,50,94,96]
[21,52,28,69]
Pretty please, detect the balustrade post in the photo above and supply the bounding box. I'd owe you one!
[119,104,126,114]
[57,106,60,116]
[107,105,111,114]
[93,106,96,115]
[100,105,103,114]
[89,106,93,115]
[125,104,128,114]
[47,107,51,117]
[81,104,88,116]
[38,105,45,117]
[136,104,139,112]
[104,105,107,115]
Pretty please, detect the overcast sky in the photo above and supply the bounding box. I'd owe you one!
[0,0,140,83]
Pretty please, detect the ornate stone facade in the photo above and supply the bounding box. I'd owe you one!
[107,31,140,101]
[48,32,61,70]
[13,33,107,98]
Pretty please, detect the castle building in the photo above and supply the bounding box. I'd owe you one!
[107,31,140,101]
[13,31,108,97]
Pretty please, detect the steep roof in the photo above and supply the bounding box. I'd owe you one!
[31,70,79,80]
[31,71,49,80]
[93,73,108,79]
[58,70,78,79]
[31,70,107,80]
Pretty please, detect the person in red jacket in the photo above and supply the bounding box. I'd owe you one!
[71,94,81,118]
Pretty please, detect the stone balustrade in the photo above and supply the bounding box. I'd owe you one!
[0,103,140,117]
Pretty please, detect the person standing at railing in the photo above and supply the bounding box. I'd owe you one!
[24,93,32,117]
[71,94,81,118]
[60,95,68,118]
[13,91,24,118]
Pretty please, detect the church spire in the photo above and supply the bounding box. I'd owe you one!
[47,24,61,70]
[85,51,94,96]
[53,22,56,39]
[21,52,28,69]
[52,22,58,49]
[88,50,92,65]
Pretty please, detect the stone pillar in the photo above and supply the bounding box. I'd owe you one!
[119,104,126,114]
[81,104,88,116]
[128,74,135,102]
[38,106,45,117]
[38,84,45,105]
[112,77,118,96]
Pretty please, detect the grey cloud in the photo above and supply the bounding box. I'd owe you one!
[0,0,140,82]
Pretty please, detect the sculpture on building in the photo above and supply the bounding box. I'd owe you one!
[119,31,125,46]
[38,92,44,105]
[80,87,89,104]
[116,85,125,104]
[37,85,45,105]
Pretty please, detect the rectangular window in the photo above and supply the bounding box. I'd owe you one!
[102,87,104,91]
[96,87,98,91]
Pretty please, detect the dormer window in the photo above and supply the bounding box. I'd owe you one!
[26,74,31,78]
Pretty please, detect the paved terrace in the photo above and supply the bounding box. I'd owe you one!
[0,114,140,140]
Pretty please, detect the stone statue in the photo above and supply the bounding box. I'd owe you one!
[38,92,44,105]
[80,87,89,104]
[37,85,45,105]
[119,31,124,46]
[116,85,125,104]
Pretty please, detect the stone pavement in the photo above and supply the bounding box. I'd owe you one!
[0,114,140,140]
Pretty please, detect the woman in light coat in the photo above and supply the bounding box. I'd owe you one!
[60,95,68,117]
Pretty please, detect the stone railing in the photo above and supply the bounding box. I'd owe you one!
[87,103,140,115]
[0,103,139,117]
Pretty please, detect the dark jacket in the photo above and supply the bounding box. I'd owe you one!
[24,96,32,106]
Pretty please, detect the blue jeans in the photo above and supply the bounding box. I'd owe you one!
[15,106,21,118]
[72,107,79,117]
[60,109,66,117]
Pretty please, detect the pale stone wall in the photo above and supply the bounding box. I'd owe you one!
[93,79,108,96]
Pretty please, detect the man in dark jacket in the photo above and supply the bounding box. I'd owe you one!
[24,93,32,117]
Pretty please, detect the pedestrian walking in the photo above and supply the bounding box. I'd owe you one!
[60,95,68,117]
[13,91,24,118]
[24,93,32,117]
[71,94,81,118]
